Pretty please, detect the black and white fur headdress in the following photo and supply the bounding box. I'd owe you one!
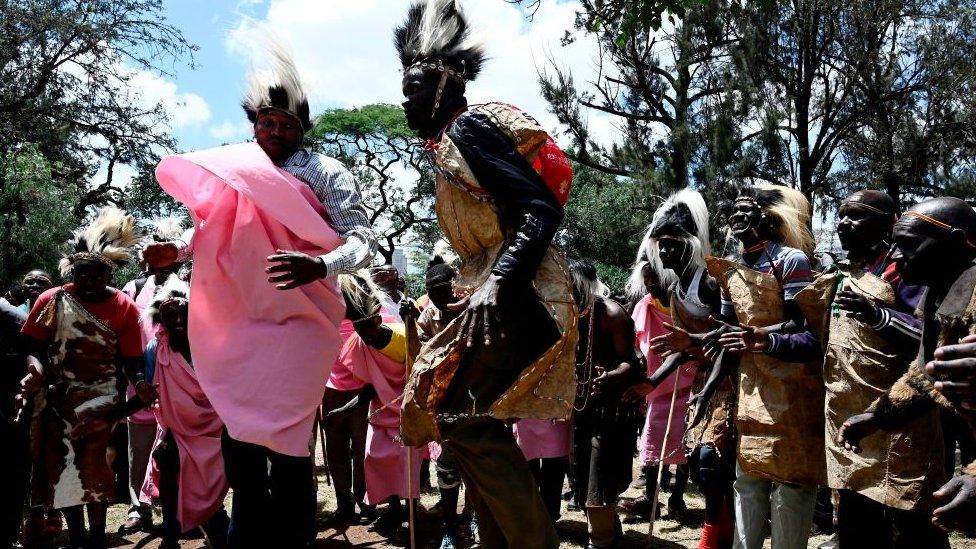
[241,31,312,132]
[648,189,711,271]
[395,0,487,82]
[60,207,143,276]
[146,274,190,327]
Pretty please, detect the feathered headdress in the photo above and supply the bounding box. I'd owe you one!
[60,207,143,277]
[395,0,487,82]
[241,30,312,132]
[146,274,190,326]
[338,270,384,323]
[150,217,185,242]
[648,188,712,273]
[734,183,815,258]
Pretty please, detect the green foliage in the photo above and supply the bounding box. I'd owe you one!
[0,146,79,287]
[309,104,436,264]
[595,262,630,295]
[403,272,427,299]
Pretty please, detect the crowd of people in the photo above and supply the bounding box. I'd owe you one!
[2,1,976,548]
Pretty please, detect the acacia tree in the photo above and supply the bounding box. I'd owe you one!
[0,0,194,286]
[309,104,436,265]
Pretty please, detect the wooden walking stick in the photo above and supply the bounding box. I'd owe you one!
[649,368,682,540]
[404,305,420,549]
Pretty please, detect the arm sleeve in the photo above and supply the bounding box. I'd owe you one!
[312,158,378,276]
[378,324,407,364]
[143,339,158,384]
[20,291,55,343]
[766,330,822,363]
[780,250,814,301]
[447,112,564,284]
[869,281,922,348]
[117,300,145,359]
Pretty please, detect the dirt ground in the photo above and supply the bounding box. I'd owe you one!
[29,453,976,549]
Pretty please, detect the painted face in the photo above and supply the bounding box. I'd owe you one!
[837,202,891,255]
[401,66,440,135]
[729,200,762,239]
[892,217,942,284]
[22,271,53,302]
[657,236,690,272]
[254,110,303,164]
[160,300,188,339]
[71,260,112,301]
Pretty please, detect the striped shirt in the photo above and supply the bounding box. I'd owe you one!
[720,241,813,318]
[177,147,376,277]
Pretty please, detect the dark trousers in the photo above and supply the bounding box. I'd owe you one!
[528,457,568,523]
[440,417,558,549]
[1,419,30,547]
[221,429,315,549]
[836,489,949,549]
[157,431,228,547]
[321,387,368,511]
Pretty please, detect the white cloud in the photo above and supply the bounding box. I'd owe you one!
[128,69,213,130]
[224,0,620,149]
[209,119,253,141]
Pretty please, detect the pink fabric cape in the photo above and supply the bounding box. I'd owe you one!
[326,306,400,392]
[140,332,228,531]
[514,419,571,461]
[122,277,159,425]
[339,329,426,503]
[155,142,345,457]
[632,295,695,466]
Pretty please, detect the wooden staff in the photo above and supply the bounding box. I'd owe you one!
[648,367,682,540]
[404,305,419,549]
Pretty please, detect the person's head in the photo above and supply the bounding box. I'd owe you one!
[339,271,387,347]
[147,275,190,340]
[649,189,711,275]
[425,255,457,310]
[5,283,26,307]
[60,207,142,301]
[242,34,312,164]
[396,0,486,139]
[21,270,53,302]
[729,184,814,257]
[892,197,976,285]
[569,258,610,313]
[370,264,402,298]
[837,190,898,261]
[625,225,677,304]
[144,217,185,278]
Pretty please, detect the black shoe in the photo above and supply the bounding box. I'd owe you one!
[667,495,689,521]
[357,502,377,525]
[372,508,404,534]
[326,505,356,529]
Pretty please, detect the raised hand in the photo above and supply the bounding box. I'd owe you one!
[928,334,976,409]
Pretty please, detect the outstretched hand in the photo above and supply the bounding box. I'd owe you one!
[932,475,976,532]
[143,242,180,270]
[836,412,879,454]
[928,334,976,409]
[717,324,767,355]
[266,249,327,290]
[448,274,505,348]
[835,290,880,324]
[650,323,694,357]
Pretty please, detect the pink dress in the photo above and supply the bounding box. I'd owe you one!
[633,295,695,466]
[140,332,228,531]
[156,143,346,457]
[337,327,425,504]
[514,419,571,461]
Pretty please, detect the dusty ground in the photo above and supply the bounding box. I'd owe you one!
[29,456,976,548]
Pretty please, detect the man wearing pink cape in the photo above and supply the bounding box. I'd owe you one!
[145,39,375,548]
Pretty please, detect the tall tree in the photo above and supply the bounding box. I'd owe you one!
[0,0,194,286]
[308,104,436,264]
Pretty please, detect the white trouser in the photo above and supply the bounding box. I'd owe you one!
[732,460,816,549]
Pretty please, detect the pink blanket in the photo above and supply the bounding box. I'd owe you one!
[327,307,400,392]
[141,332,228,531]
[339,328,426,503]
[632,295,695,466]
[514,419,571,461]
[155,142,345,457]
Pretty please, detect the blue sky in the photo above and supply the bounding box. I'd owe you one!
[148,0,617,157]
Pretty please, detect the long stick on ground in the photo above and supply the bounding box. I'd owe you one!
[407,446,416,549]
[649,369,682,540]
